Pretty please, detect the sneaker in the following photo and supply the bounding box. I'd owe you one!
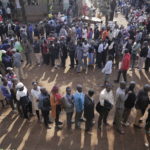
[145,143,149,147]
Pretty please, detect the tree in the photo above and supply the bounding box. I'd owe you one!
[19,0,27,23]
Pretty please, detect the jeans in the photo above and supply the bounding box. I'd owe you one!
[131,54,136,69]
[88,53,94,65]
[66,112,73,129]
[77,59,83,72]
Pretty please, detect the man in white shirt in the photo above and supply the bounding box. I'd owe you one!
[98,83,114,129]
[102,56,113,84]
[82,40,90,70]
[31,82,41,119]
[16,82,32,119]
[97,41,104,68]
[114,81,126,134]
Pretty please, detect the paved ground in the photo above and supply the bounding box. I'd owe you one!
[0,14,150,150]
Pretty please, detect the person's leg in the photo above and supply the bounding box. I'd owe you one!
[103,109,109,124]
[145,58,150,72]
[115,108,124,131]
[134,109,143,126]
[66,112,73,129]
[122,70,127,82]
[75,112,82,128]
[19,65,25,80]
[14,67,19,80]
[8,99,14,110]
[123,108,131,123]
[115,70,122,82]
[36,110,40,120]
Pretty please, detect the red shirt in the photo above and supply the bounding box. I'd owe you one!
[121,53,131,70]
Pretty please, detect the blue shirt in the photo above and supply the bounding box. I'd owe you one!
[73,92,85,112]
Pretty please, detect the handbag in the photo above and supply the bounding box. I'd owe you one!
[104,100,113,110]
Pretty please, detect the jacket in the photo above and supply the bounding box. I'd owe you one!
[84,95,94,119]
[61,94,74,113]
[38,93,51,111]
[121,53,131,70]
[74,91,85,112]
[124,90,136,109]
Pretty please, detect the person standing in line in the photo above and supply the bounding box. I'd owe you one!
[102,55,113,84]
[114,49,131,83]
[122,81,136,126]
[145,46,150,72]
[33,38,42,66]
[131,41,141,69]
[134,84,150,128]
[97,40,104,69]
[74,84,85,129]
[82,40,90,71]
[38,87,51,129]
[61,87,74,129]
[12,48,24,80]
[1,77,14,110]
[16,82,32,119]
[114,81,126,134]
[31,82,41,120]
[50,86,63,129]
[138,41,149,71]
[75,41,84,73]
[84,89,95,133]
[97,83,114,129]
[22,39,32,65]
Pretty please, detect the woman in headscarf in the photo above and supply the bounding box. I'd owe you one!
[50,85,63,128]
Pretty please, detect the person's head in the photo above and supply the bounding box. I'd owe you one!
[16,82,24,91]
[32,82,38,90]
[143,84,150,93]
[76,84,82,93]
[108,55,113,61]
[88,89,94,97]
[84,40,87,44]
[120,81,126,90]
[12,78,18,85]
[105,83,112,92]
[66,87,71,95]
[40,87,47,95]
[51,85,59,94]
[2,77,8,86]
[128,81,136,91]
[6,67,13,74]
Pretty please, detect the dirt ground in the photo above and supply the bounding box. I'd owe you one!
[0,14,150,150]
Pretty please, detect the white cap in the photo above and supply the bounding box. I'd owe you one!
[1,50,6,54]
[11,48,16,52]
[16,82,24,89]
[7,67,13,71]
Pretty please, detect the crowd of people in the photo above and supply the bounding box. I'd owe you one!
[0,0,150,148]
